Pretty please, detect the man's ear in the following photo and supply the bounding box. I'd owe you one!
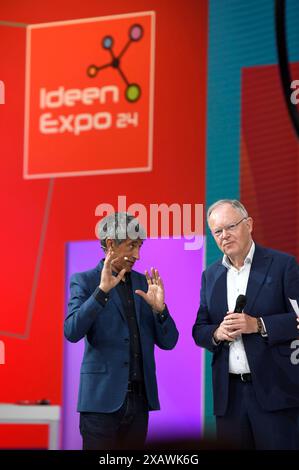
[246,217,253,233]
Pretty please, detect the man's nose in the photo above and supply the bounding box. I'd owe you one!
[132,247,140,260]
[220,229,230,240]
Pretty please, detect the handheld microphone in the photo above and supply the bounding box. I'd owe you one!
[224,294,247,346]
[234,294,247,313]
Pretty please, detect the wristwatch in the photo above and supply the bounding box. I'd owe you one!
[257,317,266,335]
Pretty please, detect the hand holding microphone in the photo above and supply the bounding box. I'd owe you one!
[213,295,247,344]
[218,294,261,343]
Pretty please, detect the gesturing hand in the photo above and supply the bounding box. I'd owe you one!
[99,249,126,293]
[135,268,165,313]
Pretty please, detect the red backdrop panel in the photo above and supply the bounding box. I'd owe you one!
[26,13,154,177]
[241,63,299,258]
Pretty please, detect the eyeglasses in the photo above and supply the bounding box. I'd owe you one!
[212,217,247,238]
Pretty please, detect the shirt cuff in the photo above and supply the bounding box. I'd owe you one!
[93,287,109,307]
[260,317,268,337]
[212,336,221,346]
[212,326,221,346]
[155,306,169,324]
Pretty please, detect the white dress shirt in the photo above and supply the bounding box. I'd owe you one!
[222,242,256,374]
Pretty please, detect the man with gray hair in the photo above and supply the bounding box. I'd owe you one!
[65,212,178,450]
[193,199,299,449]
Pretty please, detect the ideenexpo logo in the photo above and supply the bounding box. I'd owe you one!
[39,24,143,137]
[24,12,155,179]
[39,84,121,136]
[87,23,143,103]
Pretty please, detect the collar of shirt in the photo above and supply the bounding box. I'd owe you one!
[222,241,255,271]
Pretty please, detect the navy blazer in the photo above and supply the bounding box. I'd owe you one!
[193,244,299,416]
[64,261,179,413]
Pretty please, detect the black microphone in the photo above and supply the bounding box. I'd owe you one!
[224,294,247,346]
[234,294,247,313]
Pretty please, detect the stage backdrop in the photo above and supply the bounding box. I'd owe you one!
[0,0,207,448]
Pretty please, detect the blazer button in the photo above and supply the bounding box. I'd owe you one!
[124,338,129,343]
[124,362,129,366]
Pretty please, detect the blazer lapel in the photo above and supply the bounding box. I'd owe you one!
[212,262,229,321]
[245,245,273,313]
[110,288,126,321]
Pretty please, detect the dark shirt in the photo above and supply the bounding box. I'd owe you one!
[93,266,169,383]
[116,273,144,382]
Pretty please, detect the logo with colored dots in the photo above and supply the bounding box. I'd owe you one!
[87,24,143,103]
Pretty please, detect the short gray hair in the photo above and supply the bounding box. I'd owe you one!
[98,212,146,252]
[207,199,248,221]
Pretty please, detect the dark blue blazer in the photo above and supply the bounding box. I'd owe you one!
[64,261,179,413]
[193,244,299,416]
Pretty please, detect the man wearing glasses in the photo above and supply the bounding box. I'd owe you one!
[193,199,299,449]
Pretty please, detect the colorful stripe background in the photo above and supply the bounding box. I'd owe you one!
[205,0,299,433]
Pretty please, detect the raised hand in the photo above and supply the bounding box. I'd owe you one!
[99,249,126,293]
[135,268,165,313]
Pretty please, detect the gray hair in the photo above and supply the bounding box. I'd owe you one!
[98,212,146,252]
[207,199,248,221]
